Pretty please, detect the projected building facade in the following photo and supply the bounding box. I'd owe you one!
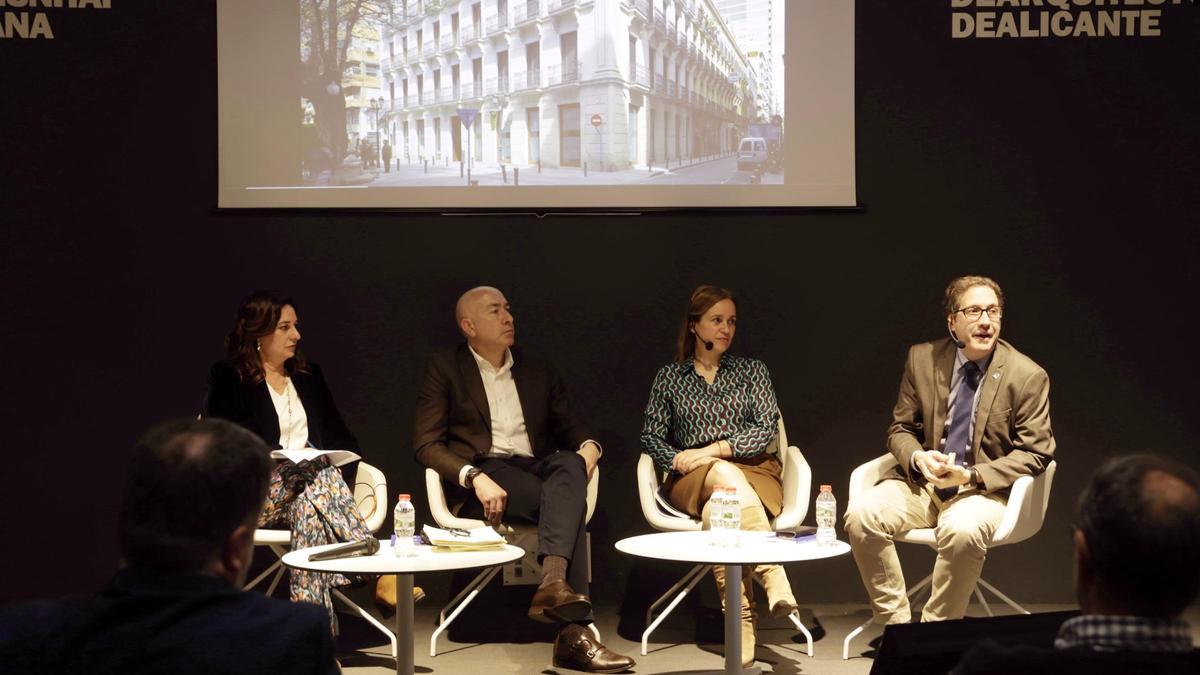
[376,0,760,172]
[713,0,779,118]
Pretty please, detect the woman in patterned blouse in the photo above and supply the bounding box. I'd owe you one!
[640,284,798,668]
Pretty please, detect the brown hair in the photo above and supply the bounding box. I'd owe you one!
[675,284,736,363]
[944,275,1004,317]
[224,290,308,383]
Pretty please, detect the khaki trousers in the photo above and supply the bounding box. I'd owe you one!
[843,478,1006,624]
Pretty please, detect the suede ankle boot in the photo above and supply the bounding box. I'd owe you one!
[739,504,800,619]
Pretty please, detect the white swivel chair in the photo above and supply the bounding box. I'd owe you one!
[634,419,816,657]
[424,464,600,657]
[244,461,398,658]
[841,455,1057,659]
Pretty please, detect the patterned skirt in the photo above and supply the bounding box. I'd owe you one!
[258,459,369,633]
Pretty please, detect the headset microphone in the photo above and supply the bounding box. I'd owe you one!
[949,327,965,349]
[693,328,714,351]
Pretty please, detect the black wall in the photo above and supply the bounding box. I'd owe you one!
[2,2,1198,606]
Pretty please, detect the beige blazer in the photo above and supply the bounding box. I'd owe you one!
[884,338,1055,493]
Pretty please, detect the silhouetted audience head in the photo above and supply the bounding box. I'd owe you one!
[117,418,271,584]
[1075,454,1200,618]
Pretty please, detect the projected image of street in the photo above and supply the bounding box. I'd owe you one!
[300,0,785,188]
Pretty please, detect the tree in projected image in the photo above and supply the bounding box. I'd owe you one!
[300,0,389,180]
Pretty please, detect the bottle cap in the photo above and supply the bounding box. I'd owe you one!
[820,484,832,491]
[397,493,411,500]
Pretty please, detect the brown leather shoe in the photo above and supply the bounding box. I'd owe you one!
[553,623,636,673]
[528,579,592,623]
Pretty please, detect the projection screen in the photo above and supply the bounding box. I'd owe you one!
[217,0,854,209]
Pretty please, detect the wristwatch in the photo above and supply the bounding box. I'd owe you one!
[969,467,982,489]
[464,467,482,488]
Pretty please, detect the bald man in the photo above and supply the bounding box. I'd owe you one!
[414,287,634,673]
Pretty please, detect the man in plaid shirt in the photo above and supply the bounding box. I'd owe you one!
[953,454,1200,673]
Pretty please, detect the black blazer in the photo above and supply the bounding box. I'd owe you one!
[202,360,360,485]
[413,344,591,482]
[202,360,359,453]
[0,568,339,675]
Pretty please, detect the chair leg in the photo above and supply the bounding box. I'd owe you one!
[976,578,1031,615]
[973,584,993,617]
[332,588,398,658]
[747,573,814,657]
[905,572,934,609]
[587,623,602,641]
[842,616,873,661]
[265,544,289,596]
[430,566,501,657]
[842,572,933,660]
[783,610,814,657]
[644,564,710,627]
[264,563,286,597]
[641,564,712,656]
[243,558,283,592]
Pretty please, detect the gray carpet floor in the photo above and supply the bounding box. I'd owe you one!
[334,601,1114,674]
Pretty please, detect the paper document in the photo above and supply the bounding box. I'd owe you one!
[270,449,360,467]
[422,524,506,550]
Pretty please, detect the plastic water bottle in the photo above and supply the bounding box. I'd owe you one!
[724,486,742,548]
[709,486,727,547]
[816,484,837,546]
[393,493,416,557]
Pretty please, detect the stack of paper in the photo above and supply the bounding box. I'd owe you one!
[422,525,506,550]
[270,449,360,467]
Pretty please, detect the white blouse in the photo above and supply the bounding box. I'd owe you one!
[267,378,309,449]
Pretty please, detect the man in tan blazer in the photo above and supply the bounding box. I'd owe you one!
[845,275,1055,625]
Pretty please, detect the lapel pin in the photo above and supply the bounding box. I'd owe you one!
[992,372,1000,380]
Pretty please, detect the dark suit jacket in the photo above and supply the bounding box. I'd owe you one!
[414,344,591,482]
[202,360,359,453]
[0,568,338,675]
[953,639,1200,675]
[885,338,1055,493]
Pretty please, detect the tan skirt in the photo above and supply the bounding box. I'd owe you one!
[665,453,783,519]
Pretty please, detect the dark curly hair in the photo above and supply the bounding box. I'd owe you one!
[224,290,308,383]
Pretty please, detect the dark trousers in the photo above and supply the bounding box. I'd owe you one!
[459,452,590,597]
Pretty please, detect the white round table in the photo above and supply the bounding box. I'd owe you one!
[616,531,851,675]
[283,540,523,675]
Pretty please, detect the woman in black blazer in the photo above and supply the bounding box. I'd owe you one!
[202,291,399,631]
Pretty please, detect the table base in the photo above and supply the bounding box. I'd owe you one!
[395,573,414,674]
[719,564,764,675]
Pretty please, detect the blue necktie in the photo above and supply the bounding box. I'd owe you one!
[936,361,981,501]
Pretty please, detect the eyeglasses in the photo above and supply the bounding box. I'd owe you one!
[954,305,1003,322]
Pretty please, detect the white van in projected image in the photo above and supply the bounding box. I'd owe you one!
[217,0,854,209]
[736,137,768,172]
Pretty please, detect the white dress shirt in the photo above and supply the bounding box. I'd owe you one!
[457,346,601,487]
[469,345,535,459]
[267,378,309,449]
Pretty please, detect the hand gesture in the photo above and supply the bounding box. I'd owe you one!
[672,447,721,474]
[913,450,952,482]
